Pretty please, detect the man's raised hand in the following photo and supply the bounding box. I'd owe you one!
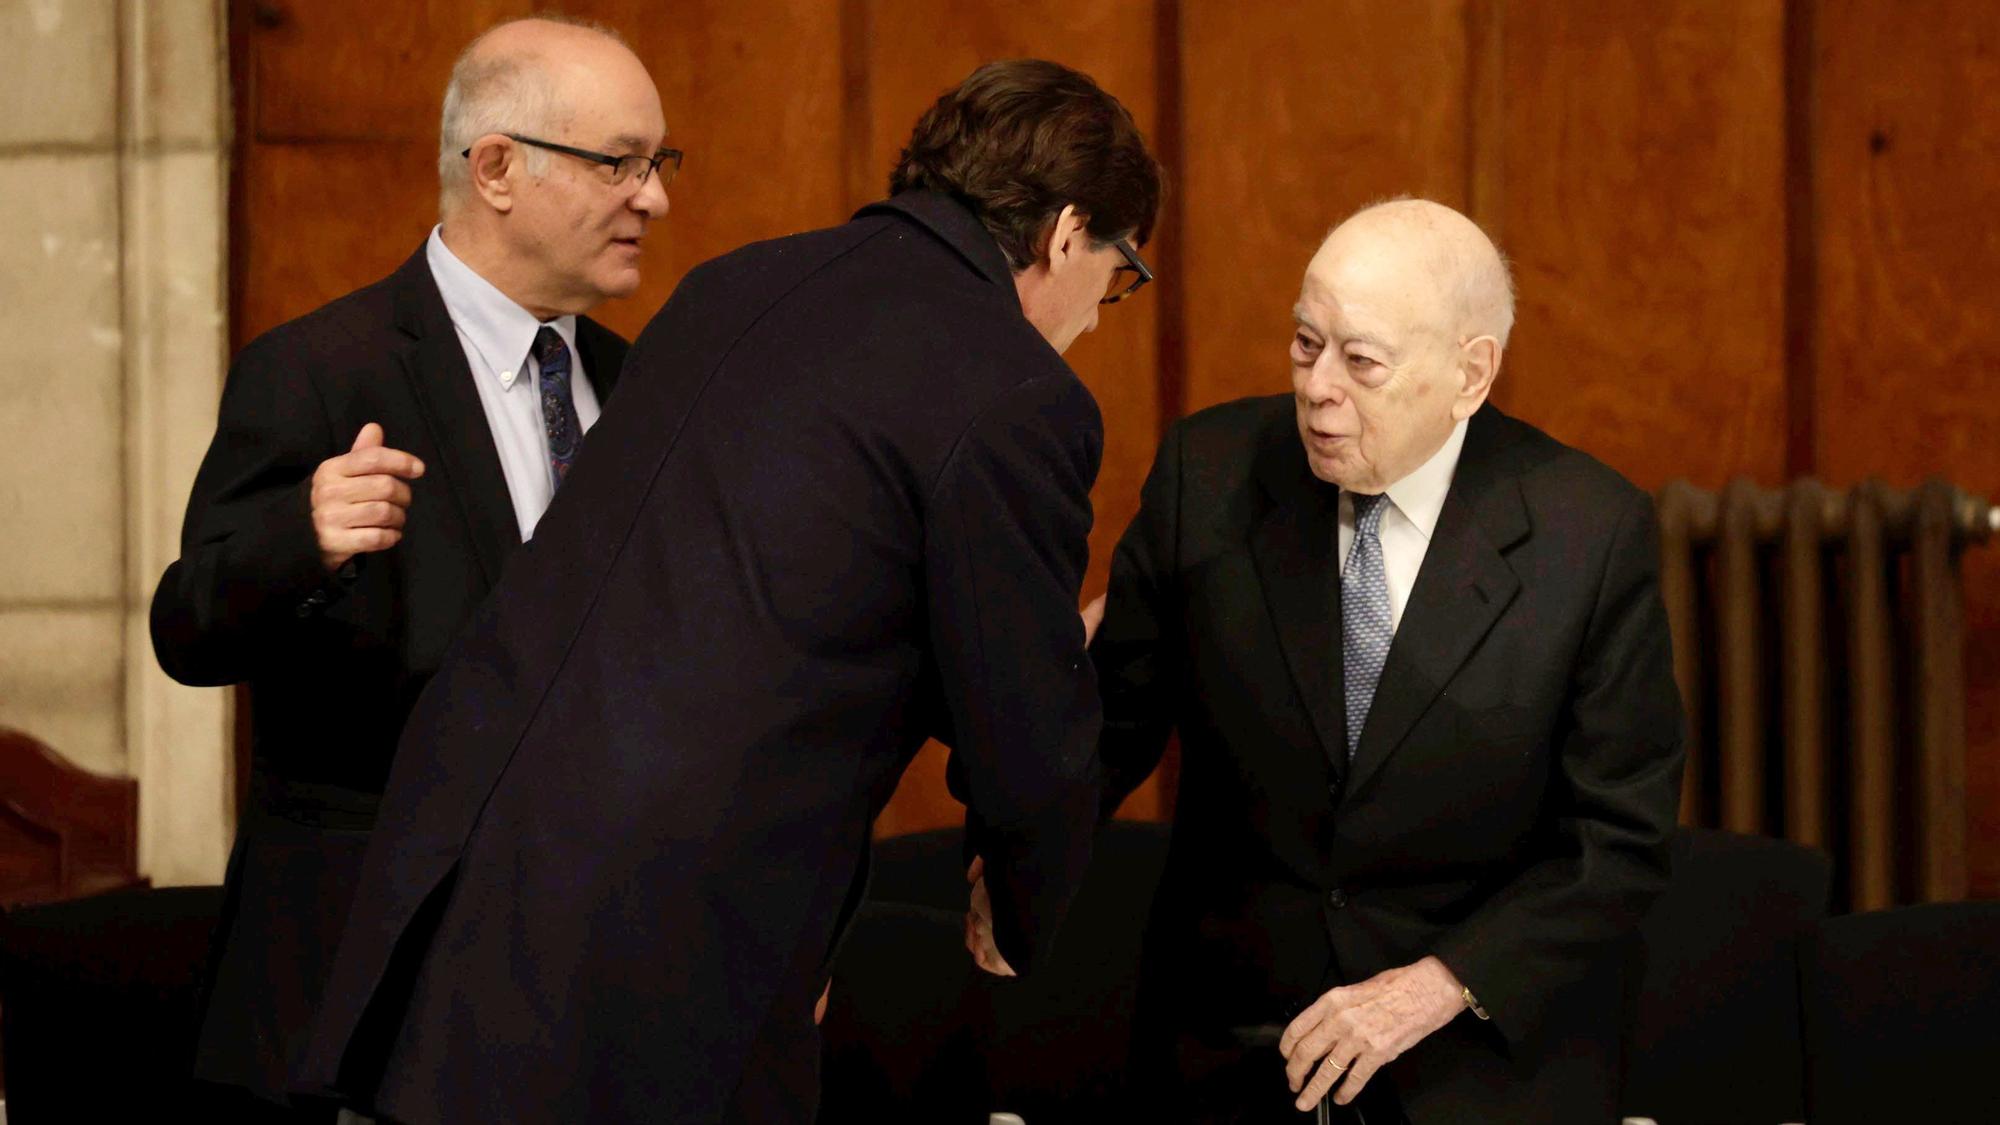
[311,423,425,572]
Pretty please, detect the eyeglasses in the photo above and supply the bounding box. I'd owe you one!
[1101,238,1154,305]
[461,133,684,187]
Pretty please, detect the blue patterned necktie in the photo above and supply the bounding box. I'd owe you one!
[532,326,582,490]
[1343,491,1394,761]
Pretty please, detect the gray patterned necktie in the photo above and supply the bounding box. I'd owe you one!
[1343,491,1393,760]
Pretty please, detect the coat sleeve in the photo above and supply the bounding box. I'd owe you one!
[925,372,1106,977]
[149,334,345,686]
[1090,418,1185,821]
[1429,489,1686,1054]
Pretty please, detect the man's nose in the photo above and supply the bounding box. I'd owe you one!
[632,172,670,219]
[1301,351,1348,403]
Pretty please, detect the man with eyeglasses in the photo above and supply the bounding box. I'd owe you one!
[150,17,668,1121]
[297,58,1161,1125]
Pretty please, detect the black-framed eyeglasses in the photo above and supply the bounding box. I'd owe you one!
[461,133,683,187]
[1102,238,1154,305]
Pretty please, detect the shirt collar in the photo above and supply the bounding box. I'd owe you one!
[1379,416,1470,541]
[425,225,578,389]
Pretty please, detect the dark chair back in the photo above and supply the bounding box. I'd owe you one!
[0,885,227,1120]
[1800,901,2000,1125]
[1622,826,1832,1125]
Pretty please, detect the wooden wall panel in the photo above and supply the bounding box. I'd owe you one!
[1178,0,1470,416]
[235,140,440,343]
[857,0,1168,834]
[1490,1,1788,492]
[567,0,848,340]
[1813,1,2000,897]
[249,0,530,141]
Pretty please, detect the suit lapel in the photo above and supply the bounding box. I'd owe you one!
[390,247,518,585]
[1248,421,1351,776]
[1345,407,1529,796]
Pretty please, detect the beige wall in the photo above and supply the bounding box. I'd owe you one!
[0,0,232,885]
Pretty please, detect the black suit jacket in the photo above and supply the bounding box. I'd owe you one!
[150,245,626,1102]
[1096,397,1684,1123]
[297,192,1107,1125]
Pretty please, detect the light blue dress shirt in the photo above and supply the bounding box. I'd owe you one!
[424,226,602,539]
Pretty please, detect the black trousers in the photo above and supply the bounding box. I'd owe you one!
[193,1081,340,1124]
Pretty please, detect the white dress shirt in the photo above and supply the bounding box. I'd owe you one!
[1337,417,1471,632]
[424,226,601,539]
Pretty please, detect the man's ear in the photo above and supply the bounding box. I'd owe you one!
[1452,335,1503,420]
[1041,204,1085,273]
[466,135,519,214]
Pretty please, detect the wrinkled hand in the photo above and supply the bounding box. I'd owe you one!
[1278,955,1466,1110]
[311,423,425,572]
[1081,593,1106,646]
[962,856,1017,977]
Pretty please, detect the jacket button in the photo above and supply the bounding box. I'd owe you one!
[1327,888,1347,909]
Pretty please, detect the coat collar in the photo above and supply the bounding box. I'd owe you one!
[853,190,1022,310]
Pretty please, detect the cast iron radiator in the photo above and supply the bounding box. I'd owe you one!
[1655,478,1997,909]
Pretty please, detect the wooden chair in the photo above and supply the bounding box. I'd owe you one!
[0,727,144,906]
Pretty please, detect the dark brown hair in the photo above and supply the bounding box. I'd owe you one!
[889,59,1164,270]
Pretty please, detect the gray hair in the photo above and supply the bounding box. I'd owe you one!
[435,16,626,215]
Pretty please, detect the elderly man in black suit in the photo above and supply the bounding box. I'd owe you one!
[150,17,670,1120]
[297,59,1164,1125]
[1088,199,1685,1123]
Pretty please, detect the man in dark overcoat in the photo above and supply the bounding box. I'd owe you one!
[299,59,1164,1125]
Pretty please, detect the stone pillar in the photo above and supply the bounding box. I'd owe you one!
[0,0,232,885]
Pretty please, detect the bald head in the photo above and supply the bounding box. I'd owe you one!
[436,17,654,214]
[1315,198,1514,348]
